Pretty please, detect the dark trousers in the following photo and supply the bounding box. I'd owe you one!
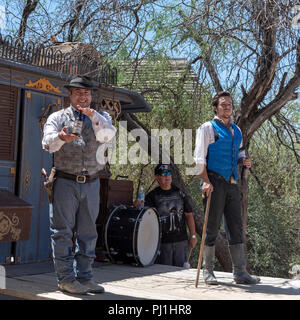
[157,240,189,267]
[203,172,243,246]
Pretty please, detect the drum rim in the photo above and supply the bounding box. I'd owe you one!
[104,205,124,263]
[133,207,161,267]
[132,207,145,265]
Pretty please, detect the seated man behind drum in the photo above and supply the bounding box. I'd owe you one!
[136,164,198,267]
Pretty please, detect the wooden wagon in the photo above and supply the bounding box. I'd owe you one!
[0,34,151,264]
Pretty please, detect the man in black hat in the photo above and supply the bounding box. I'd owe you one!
[137,164,197,267]
[42,75,116,294]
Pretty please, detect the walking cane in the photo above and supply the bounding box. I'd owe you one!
[195,192,212,288]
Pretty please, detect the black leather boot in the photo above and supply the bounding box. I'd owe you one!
[203,245,218,285]
[229,243,261,284]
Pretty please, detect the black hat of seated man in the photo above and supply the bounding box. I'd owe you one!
[154,164,171,176]
[64,75,98,90]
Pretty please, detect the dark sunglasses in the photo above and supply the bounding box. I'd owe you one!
[160,170,172,176]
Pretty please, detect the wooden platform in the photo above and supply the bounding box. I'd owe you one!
[0,261,299,300]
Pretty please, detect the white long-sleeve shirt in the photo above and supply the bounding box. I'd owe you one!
[42,105,116,153]
[194,116,245,165]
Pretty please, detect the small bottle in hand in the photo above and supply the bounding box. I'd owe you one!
[72,111,83,136]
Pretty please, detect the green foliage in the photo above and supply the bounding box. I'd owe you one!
[108,1,299,278]
[112,55,300,279]
[110,55,212,196]
[246,119,300,278]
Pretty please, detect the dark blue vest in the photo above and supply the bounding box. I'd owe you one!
[207,120,242,181]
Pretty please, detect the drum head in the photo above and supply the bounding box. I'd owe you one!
[136,207,160,266]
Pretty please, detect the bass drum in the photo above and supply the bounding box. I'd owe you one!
[104,205,161,266]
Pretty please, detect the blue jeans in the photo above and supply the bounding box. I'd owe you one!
[50,177,100,284]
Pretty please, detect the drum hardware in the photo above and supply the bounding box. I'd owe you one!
[111,204,127,211]
[128,218,136,223]
[112,216,120,221]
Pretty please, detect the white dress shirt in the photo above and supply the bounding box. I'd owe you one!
[42,106,116,153]
[194,116,245,165]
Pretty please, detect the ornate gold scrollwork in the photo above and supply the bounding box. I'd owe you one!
[0,211,21,241]
[25,77,62,94]
[100,97,121,120]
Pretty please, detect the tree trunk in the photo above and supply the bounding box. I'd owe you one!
[18,0,40,41]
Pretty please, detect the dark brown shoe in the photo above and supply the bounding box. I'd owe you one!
[58,280,89,295]
[77,279,105,293]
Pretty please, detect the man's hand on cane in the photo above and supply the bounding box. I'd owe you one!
[242,157,251,169]
[202,181,214,198]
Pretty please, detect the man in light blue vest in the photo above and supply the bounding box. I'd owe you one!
[42,75,116,294]
[194,91,260,285]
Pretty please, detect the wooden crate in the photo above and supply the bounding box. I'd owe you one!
[96,178,133,252]
[0,191,33,242]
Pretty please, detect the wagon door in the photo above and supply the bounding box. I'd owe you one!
[15,90,61,263]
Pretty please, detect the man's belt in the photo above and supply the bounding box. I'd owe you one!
[55,170,99,183]
[207,170,237,184]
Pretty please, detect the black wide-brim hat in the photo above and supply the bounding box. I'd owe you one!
[64,75,98,90]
